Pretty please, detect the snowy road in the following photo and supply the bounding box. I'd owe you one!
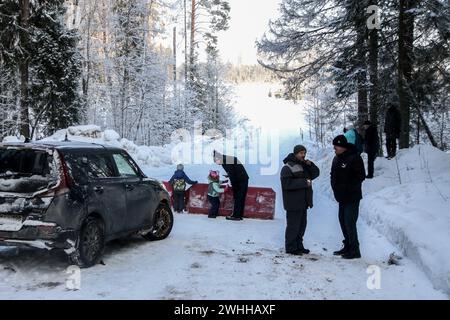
[0,83,447,299]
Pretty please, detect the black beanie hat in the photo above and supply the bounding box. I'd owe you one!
[293,145,307,155]
[333,135,348,148]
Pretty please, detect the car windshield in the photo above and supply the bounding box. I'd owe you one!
[0,148,58,193]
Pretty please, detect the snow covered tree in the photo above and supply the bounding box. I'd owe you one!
[184,0,230,130]
[29,0,82,137]
[0,0,82,139]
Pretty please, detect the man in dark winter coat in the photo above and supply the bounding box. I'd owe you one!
[331,135,366,259]
[363,120,379,179]
[213,150,249,220]
[384,104,401,159]
[280,145,320,255]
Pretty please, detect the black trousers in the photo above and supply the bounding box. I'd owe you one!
[367,152,377,177]
[208,195,220,217]
[173,191,186,212]
[338,201,360,251]
[231,180,248,218]
[285,209,308,253]
[386,136,397,158]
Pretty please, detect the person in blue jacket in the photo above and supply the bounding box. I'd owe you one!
[344,125,363,155]
[169,164,197,213]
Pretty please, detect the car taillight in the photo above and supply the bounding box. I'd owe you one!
[39,151,72,197]
[54,151,72,196]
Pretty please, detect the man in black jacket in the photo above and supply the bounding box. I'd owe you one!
[331,135,366,259]
[363,120,379,179]
[213,150,249,221]
[280,145,320,255]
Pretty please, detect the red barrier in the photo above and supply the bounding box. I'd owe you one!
[163,182,275,220]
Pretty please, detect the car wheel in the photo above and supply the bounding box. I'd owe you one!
[142,203,173,241]
[69,216,105,268]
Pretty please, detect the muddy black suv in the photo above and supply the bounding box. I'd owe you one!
[0,141,173,267]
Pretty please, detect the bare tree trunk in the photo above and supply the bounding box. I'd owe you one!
[173,26,178,121]
[82,8,92,113]
[398,0,416,149]
[416,106,438,148]
[19,0,30,140]
[183,0,188,125]
[190,0,196,82]
[215,68,219,128]
[356,1,368,131]
[368,0,379,128]
[416,112,420,144]
[72,0,79,27]
[440,110,447,150]
[120,68,128,137]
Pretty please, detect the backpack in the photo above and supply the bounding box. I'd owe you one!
[354,130,364,154]
[173,178,186,192]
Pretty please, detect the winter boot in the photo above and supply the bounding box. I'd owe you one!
[286,249,303,256]
[226,215,242,221]
[342,247,361,259]
[333,241,349,256]
[299,244,310,254]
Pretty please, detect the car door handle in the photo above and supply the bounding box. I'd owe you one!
[93,186,104,193]
[125,184,134,191]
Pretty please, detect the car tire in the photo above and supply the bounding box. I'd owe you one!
[142,203,173,241]
[68,216,105,268]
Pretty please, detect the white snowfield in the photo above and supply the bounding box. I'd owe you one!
[0,83,449,299]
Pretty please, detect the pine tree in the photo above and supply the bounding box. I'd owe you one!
[29,0,82,137]
[0,0,82,139]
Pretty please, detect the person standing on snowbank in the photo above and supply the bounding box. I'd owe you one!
[344,125,363,155]
[280,145,320,255]
[363,120,379,179]
[384,104,401,159]
[213,150,249,221]
[331,135,366,259]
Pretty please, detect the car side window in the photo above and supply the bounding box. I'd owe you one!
[64,153,89,183]
[112,153,139,177]
[86,154,117,178]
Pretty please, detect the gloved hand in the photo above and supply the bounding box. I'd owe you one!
[193,181,198,185]
[221,179,229,184]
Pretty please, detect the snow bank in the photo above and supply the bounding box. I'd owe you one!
[314,144,450,296]
[37,125,253,170]
[37,126,175,168]
[2,136,23,143]
[361,145,450,295]
[67,125,102,138]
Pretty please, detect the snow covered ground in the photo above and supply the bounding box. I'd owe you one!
[0,83,448,299]
[361,146,450,295]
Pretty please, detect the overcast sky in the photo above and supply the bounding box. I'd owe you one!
[217,0,282,65]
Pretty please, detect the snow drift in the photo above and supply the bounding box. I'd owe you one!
[361,145,450,296]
